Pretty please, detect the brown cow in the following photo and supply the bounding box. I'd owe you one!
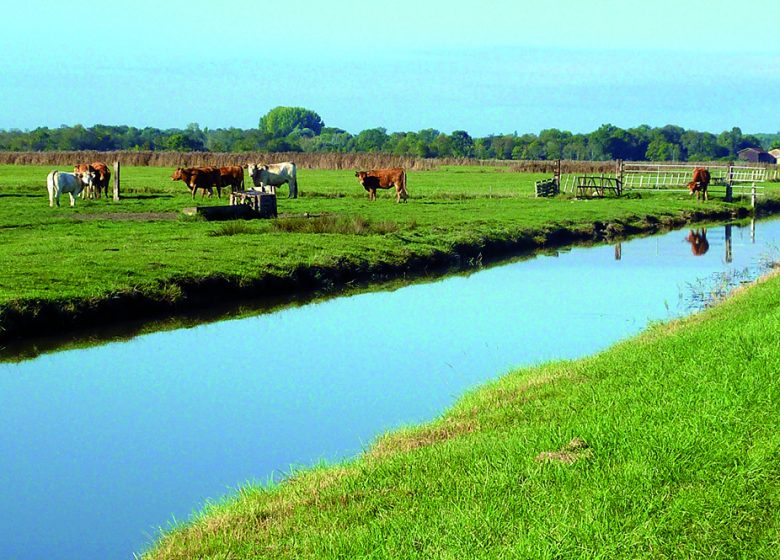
[685,228,709,256]
[218,165,244,193]
[171,166,223,199]
[355,167,408,203]
[687,167,710,201]
[74,162,111,199]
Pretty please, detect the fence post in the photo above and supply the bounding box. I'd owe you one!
[725,161,733,202]
[113,161,121,201]
[554,159,561,193]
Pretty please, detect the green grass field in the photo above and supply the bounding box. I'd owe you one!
[0,163,773,337]
[143,266,780,559]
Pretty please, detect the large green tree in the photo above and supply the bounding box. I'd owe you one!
[259,107,324,138]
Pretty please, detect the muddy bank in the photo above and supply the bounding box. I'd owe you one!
[0,205,755,345]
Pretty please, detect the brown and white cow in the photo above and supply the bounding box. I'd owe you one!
[355,167,408,203]
[74,162,111,199]
[687,167,710,201]
[218,165,244,193]
[171,166,223,199]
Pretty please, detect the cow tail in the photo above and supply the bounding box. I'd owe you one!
[402,169,408,200]
[47,170,58,206]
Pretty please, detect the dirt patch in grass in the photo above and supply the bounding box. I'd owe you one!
[535,437,592,464]
[72,212,178,221]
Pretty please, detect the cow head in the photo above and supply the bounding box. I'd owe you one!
[77,170,96,186]
[248,164,270,185]
[74,163,94,174]
[355,171,368,183]
[171,168,184,181]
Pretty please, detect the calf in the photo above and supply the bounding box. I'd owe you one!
[171,167,223,199]
[687,167,710,201]
[47,170,96,207]
[355,167,408,203]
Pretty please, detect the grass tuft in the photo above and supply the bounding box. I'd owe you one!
[271,214,399,235]
[208,222,257,236]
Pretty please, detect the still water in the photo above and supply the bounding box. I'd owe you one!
[1,218,777,559]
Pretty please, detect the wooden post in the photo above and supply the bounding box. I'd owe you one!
[725,161,733,202]
[554,159,561,193]
[113,161,121,201]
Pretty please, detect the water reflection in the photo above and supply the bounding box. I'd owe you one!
[686,228,710,256]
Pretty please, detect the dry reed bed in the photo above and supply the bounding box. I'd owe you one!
[0,151,637,173]
[3,152,774,176]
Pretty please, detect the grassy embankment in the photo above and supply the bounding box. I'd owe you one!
[144,259,780,559]
[0,164,772,342]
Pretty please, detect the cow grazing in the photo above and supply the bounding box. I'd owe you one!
[247,162,298,198]
[355,167,408,203]
[686,228,709,256]
[687,167,711,201]
[218,165,244,193]
[47,170,96,207]
[74,162,111,199]
[171,167,223,199]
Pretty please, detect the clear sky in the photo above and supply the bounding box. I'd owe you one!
[1,0,778,135]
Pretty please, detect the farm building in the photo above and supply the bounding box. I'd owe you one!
[737,147,776,163]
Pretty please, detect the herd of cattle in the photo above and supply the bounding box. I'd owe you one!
[45,160,409,207]
[45,162,711,208]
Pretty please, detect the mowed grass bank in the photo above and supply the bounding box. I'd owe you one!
[144,269,780,559]
[0,164,769,340]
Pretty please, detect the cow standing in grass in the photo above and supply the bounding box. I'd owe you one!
[171,167,223,199]
[74,162,111,199]
[47,170,96,207]
[218,165,244,193]
[355,167,408,202]
[247,162,298,198]
[688,167,711,201]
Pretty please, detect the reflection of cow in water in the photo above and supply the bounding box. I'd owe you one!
[686,228,709,256]
[688,167,710,201]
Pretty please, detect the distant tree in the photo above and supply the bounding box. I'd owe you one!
[259,107,324,138]
[645,138,675,161]
[449,130,474,157]
[265,138,303,152]
[354,128,389,153]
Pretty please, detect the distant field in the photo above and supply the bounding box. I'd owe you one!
[0,163,772,339]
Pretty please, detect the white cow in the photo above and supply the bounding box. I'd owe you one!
[247,162,298,198]
[46,170,96,207]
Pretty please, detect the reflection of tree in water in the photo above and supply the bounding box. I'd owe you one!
[685,228,709,256]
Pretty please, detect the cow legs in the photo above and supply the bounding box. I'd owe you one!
[68,193,76,207]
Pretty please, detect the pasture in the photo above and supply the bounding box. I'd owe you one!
[0,163,773,338]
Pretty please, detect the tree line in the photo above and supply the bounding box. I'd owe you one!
[2,106,778,162]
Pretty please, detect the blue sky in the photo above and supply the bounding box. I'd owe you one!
[1,0,778,135]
